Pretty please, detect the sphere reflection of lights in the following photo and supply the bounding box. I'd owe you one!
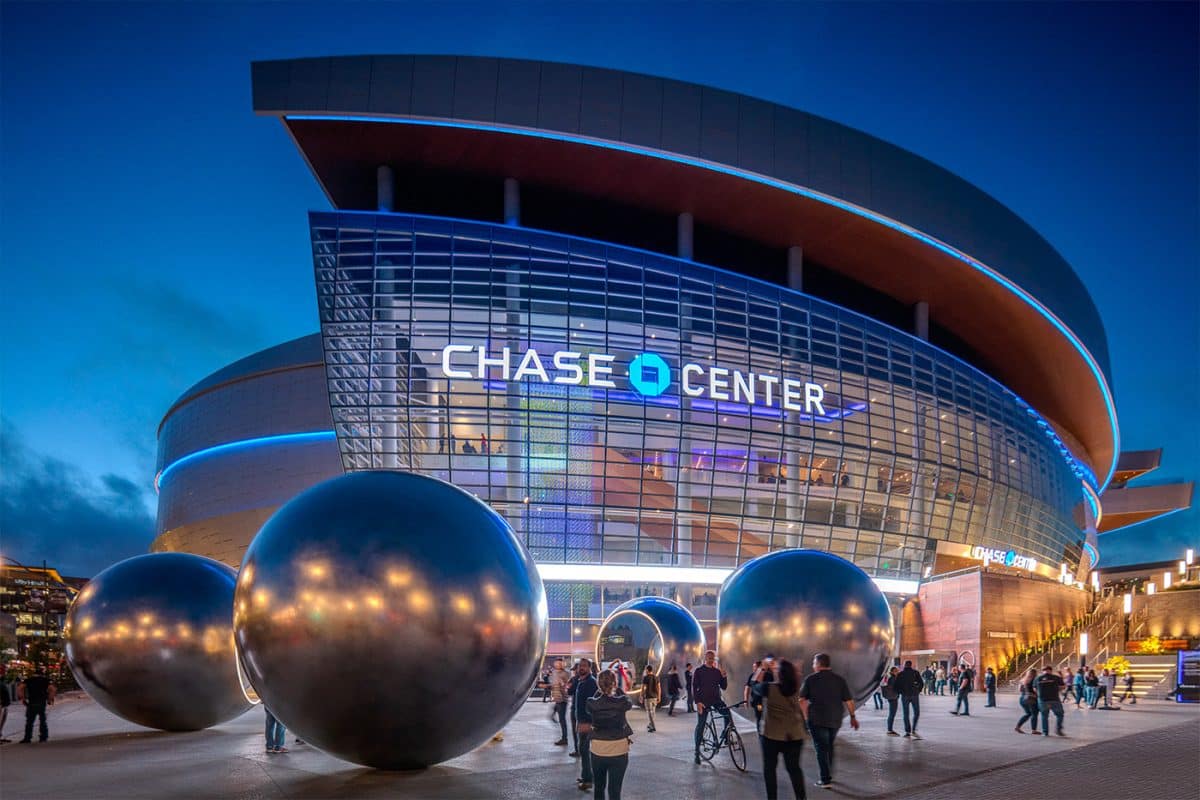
[717,550,893,705]
[64,553,254,731]
[596,597,704,695]
[233,471,548,770]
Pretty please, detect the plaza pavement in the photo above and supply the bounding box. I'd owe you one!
[1,689,1196,799]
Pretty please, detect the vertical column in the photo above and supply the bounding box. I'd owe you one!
[504,178,520,226]
[677,212,694,260]
[376,165,394,213]
[787,246,804,292]
[913,301,930,341]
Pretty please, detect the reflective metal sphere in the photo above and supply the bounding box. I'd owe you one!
[64,553,254,731]
[596,596,705,696]
[717,549,893,705]
[234,471,548,770]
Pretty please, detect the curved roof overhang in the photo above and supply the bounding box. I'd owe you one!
[276,115,1118,486]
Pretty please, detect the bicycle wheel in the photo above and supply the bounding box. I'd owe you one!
[726,726,747,772]
[699,718,721,761]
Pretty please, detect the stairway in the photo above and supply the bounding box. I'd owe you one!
[1117,655,1178,701]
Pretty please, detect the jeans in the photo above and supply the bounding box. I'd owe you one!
[1118,688,1136,704]
[591,753,628,799]
[1017,696,1038,729]
[554,701,568,741]
[1075,684,1085,705]
[954,689,970,714]
[1038,699,1064,735]
[1085,686,1096,706]
[886,698,898,731]
[808,725,839,784]
[668,691,680,714]
[1062,685,1076,703]
[936,679,946,695]
[760,736,806,800]
[686,688,694,713]
[986,687,996,707]
[23,703,48,742]
[578,731,593,783]
[264,709,286,750]
[571,708,578,752]
[901,694,920,733]
[872,691,883,710]
[694,703,732,756]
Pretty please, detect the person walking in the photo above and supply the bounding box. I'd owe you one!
[922,665,935,696]
[949,662,974,716]
[641,665,660,733]
[551,658,571,746]
[666,664,683,716]
[685,662,695,713]
[263,707,288,753]
[1015,668,1040,734]
[798,652,858,789]
[934,665,947,695]
[1118,670,1137,704]
[0,663,12,744]
[754,658,808,800]
[574,659,600,791]
[568,665,581,756]
[1062,668,1076,703]
[984,667,997,707]
[747,657,776,733]
[1101,669,1116,708]
[17,665,55,744]
[895,660,923,739]
[691,650,730,765]
[1034,665,1066,737]
[1085,669,1100,708]
[588,669,634,800]
[1073,668,1086,707]
[881,666,900,736]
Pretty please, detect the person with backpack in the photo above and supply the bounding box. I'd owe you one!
[881,666,901,736]
[640,664,660,733]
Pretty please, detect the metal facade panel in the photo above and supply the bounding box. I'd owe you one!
[698,87,739,165]
[579,67,623,141]
[495,59,541,127]
[537,62,583,133]
[251,60,291,111]
[736,96,775,175]
[451,57,500,122]
[326,57,373,113]
[367,56,414,115]
[660,79,702,156]
[410,55,457,118]
[619,73,664,148]
[287,57,331,111]
[771,106,810,186]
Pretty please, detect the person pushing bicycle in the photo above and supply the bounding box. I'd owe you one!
[692,650,731,764]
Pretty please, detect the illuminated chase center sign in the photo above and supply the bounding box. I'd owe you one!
[970,546,1038,571]
[440,345,827,414]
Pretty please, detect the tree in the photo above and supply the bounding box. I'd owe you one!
[1104,655,1132,675]
[1137,636,1164,655]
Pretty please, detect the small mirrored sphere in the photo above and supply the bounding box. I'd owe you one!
[718,549,893,705]
[234,471,548,770]
[596,596,705,695]
[64,553,254,731]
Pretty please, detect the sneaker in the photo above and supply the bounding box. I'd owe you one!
[18,740,31,744]
[554,739,568,746]
[815,781,833,788]
[1057,730,1067,737]
[275,747,289,753]
[1030,730,1041,735]
[569,751,579,757]
[577,782,592,791]
[949,711,958,715]
[888,731,900,736]
[911,732,922,740]
[1014,726,1025,734]
[960,713,970,717]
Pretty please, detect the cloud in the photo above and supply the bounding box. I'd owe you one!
[1,419,154,578]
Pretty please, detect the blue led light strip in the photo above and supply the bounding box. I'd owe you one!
[154,431,337,492]
[1083,541,1100,569]
[290,113,1120,490]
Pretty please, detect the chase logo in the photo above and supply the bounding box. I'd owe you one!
[1003,551,1017,567]
[628,352,671,397]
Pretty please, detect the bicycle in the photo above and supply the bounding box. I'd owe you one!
[698,699,747,771]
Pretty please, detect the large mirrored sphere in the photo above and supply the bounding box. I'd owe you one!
[718,549,893,705]
[234,471,548,770]
[596,596,705,696]
[64,553,254,731]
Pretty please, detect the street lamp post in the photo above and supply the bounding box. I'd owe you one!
[1080,632,1089,670]
[1123,593,1133,648]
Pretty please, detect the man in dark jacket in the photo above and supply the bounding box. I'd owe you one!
[950,662,974,716]
[572,658,599,791]
[691,650,729,764]
[984,667,997,707]
[895,660,923,739]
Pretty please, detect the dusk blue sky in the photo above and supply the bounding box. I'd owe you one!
[2,2,1196,577]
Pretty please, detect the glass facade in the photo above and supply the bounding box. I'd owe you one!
[312,211,1085,590]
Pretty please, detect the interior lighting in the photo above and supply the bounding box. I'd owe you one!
[1180,561,1187,576]
[1188,548,1195,566]
[1079,632,1088,656]
[1163,572,1172,589]
[1147,582,1156,595]
[1123,593,1132,614]
[1090,572,1100,591]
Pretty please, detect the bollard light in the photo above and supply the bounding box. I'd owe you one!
[1163,572,1172,589]
[1181,560,1187,576]
[1147,582,1156,595]
[1123,593,1132,614]
[1188,548,1194,566]
[1080,632,1089,656]
[1091,572,1100,591]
